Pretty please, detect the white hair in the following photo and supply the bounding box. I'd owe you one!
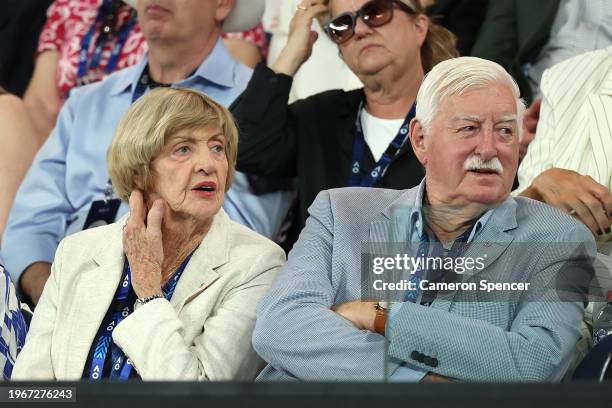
[415,57,526,141]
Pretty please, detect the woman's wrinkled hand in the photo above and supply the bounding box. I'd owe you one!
[526,168,612,237]
[123,190,166,299]
[272,0,329,77]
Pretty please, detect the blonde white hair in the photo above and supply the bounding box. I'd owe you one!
[415,56,526,140]
[108,87,238,202]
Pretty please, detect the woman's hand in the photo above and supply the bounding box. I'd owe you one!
[272,0,329,77]
[521,168,612,236]
[519,98,541,161]
[123,190,166,299]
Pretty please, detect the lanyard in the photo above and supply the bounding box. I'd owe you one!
[347,102,416,187]
[403,222,476,304]
[77,0,137,86]
[131,65,150,103]
[89,252,194,381]
[131,64,174,103]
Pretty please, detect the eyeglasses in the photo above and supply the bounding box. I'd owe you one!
[323,0,415,45]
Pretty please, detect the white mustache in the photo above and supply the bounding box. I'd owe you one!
[464,155,503,174]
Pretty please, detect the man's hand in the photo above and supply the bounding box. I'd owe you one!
[520,168,612,236]
[519,98,541,161]
[421,373,456,383]
[20,262,51,306]
[332,300,378,331]
[122,190,165,299]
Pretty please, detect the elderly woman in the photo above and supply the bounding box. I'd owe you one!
[11,87,285,381]
[232,0,458,246]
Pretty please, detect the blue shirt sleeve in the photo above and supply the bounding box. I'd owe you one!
[1,92,79,285]
[222,172,294,240]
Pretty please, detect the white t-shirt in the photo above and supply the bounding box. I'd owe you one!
[360,108,405,162]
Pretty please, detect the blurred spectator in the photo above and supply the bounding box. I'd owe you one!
[0,0,144,240]
[233,0,458,246]
[517,46,612,247]
[516,47,612,374]
[471,0,612,104]
[0,0,53,96]
[0,0,272,238]
[224,23,269,64]
[0,91,40,236]
[1,0,292,307]
[0,264,27,380]
[26,0,268,143]
[425,0,488,56]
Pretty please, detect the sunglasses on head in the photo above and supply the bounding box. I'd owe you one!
[323,0,415,45]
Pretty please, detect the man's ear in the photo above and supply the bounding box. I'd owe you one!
[215,0,236,23]
[409,118,428,166]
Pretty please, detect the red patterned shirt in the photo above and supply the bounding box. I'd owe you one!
[38,0,268,100]
[37,0,146,99]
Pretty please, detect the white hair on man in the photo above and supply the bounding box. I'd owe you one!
[415,56,526,141]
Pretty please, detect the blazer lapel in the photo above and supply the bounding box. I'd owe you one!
[369,189,417,242]
[171,209,231,313]
[433,199,518,311]
[64,222,125,378]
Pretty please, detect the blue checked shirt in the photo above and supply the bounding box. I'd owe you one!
[388,181,492,381]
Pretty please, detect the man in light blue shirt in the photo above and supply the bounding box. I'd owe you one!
[1,0,292,305]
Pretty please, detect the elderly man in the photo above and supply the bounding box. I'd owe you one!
[252,57,596,382]
[1,0,292,306]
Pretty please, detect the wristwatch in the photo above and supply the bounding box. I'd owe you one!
[374,301,388,335]
[134,294,163,311]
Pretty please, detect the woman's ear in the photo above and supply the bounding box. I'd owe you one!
[409,118,428,166]
[133,173,144,190]
[413,14,429,47]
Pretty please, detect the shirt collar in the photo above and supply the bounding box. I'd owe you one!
[408,179,493,243]
[110,38,236,97]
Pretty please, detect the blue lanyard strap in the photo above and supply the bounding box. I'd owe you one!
[131,65,150,103]
[348,102,416,187]
[403,222,477,304]
[131,64,175,103]
[77,0,137,84]
[89,251,194,381]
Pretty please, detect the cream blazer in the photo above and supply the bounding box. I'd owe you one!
[517,46,612,244]
[12,209,285,381]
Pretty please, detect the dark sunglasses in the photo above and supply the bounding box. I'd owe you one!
[323,0,415,45]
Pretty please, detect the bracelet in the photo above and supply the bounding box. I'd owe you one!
[134,294,163,311]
